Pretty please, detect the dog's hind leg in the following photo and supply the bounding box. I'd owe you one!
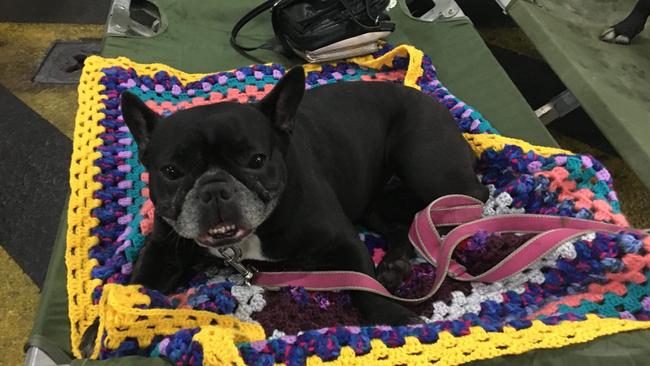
[371,174,486,291]
[385,94,489,206]
[374,99,489,290]
[365,178,419,291]
[601,0,650,44]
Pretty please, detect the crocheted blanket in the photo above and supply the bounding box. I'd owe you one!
[67,45,650,365]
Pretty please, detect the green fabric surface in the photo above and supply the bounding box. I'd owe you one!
[25,204,73,364]
[101,0,557,147]
[508,0,650,189]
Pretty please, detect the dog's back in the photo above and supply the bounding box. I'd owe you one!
[289,81,476,220]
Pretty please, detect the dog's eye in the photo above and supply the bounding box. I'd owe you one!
[160,165,184,180]
[248,154,266,169]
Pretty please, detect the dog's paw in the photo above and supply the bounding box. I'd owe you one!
[600,27,632,44]
[376,255,412,291]
[600,16,645,45]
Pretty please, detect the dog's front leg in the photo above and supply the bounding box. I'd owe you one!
[130,237,195,293]
[311,230,420,326]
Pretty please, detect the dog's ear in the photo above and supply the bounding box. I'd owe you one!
[259,66,305,133]
[121,91,159,161]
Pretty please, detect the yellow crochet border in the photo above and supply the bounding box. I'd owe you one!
[67,45,648,365]
[302,315,650,366]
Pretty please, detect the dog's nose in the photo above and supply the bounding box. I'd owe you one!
[199,183,233,204]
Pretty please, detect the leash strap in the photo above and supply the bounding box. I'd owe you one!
[252,194,641,304]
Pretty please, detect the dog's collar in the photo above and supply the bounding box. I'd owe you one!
[218,246,257,284]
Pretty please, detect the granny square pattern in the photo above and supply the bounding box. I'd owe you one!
[66,45,650,365]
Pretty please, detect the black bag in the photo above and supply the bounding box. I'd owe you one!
[231,0,395,62]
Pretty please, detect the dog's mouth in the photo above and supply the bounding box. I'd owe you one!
[195,222,252,248]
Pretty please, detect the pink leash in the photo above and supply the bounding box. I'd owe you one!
[252,195,643,304]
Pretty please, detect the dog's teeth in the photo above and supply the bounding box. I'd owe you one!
[208,224,237,237]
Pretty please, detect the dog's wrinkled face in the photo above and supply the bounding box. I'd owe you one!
[121,67,305,248]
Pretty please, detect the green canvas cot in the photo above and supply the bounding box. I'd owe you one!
[24,0,650,365]
[504,0,650,189]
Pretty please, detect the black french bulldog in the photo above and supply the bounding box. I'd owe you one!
[601,0,649,44]
[121,66,488,325]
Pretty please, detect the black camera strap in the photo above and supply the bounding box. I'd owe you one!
[230,0,278,52]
